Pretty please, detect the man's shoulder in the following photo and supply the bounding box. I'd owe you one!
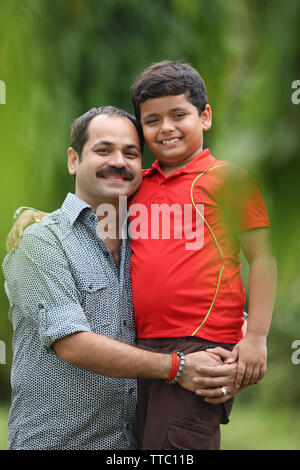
[20,208,71,246]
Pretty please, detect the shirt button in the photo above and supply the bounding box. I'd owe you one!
[38,303,44,310]
[88,284,93,291]
[160,184,166,189]
[123,320,127,327]
[129,387,135,394]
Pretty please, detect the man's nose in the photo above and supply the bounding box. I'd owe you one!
[110,150,127,167]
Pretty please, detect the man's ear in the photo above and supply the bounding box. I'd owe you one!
[201,104,212,131]
[67,147,80,176]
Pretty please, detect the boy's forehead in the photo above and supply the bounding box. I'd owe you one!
[140,94,195,116]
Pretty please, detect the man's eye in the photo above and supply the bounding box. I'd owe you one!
[126,152,139,159]
[96,149,110,154]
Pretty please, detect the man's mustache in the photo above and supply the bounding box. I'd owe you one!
[96,166,134,181]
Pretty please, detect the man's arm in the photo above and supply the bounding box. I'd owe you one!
[4,224,230,394]
[53,331,239,397]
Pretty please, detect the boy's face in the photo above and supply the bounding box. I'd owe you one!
[140,94,211,171]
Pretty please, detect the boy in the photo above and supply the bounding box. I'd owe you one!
[128,61,276,449]
[7,61,276,450]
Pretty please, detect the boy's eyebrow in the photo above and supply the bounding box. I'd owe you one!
[141,107,188,119]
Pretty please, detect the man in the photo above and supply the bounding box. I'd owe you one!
[3,106,237,450]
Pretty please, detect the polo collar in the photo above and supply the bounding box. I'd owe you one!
[143,149,215,178]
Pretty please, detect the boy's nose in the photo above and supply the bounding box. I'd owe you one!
[160,118,176,133]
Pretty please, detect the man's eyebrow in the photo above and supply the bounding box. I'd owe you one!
[125,143,141,152]
[91,140,113,149]
[91,140,140,152]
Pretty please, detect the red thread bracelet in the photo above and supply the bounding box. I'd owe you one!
[168,352,179,382]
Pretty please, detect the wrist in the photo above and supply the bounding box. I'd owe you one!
[13,206,38,222]
[166,352,186,385]
[244,330,268,341]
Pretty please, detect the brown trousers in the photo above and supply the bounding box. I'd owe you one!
[137,337,235,450]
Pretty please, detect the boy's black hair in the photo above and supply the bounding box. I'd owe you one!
[70,106,144,160]
[130,60,208,122]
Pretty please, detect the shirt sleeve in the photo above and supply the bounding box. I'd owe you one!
[222,167,271,234]
[3,224,92,349]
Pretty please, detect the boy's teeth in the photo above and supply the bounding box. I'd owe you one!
[162,138,180,144]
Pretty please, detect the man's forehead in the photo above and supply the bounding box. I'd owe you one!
[88,114,137,136]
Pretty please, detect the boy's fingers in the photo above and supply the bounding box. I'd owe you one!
[235,361,246,388]
[240,364,254,389]
[6,228,17,253]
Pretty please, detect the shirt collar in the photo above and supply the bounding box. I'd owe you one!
[61,193,94,226]
[143,149,215,178]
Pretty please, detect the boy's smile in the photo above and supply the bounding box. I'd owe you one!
[140,94,211,175]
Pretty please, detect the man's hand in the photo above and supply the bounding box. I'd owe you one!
[189,347,238,403]
[6,210,48,253]
[178,350,223,392]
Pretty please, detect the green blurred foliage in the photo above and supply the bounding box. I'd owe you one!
[0,0,299,436]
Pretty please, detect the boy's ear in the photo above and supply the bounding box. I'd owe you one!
[201,104,212,131]
[67,147,80,176]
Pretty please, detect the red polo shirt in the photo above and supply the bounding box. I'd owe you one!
[129,149,270,343]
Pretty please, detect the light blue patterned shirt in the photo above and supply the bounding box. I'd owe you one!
[2,193,137,450]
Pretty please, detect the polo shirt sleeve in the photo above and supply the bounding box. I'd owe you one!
[3,225,91,350]
[221,167,271,234]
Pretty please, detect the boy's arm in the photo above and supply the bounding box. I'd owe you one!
[232,227,277,389]
[6,208,47,252]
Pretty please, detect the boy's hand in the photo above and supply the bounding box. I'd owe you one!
[226,333,267,390]
[6,210,48,253]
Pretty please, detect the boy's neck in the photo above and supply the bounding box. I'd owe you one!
[159,148,209,178]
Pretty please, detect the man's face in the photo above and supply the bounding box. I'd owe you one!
[68,115,143,209]
[140,94,211,170]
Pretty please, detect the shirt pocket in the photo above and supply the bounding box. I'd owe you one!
[74,271,110,328]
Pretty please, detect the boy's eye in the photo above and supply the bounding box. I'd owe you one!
[144,118,159,125]
[173,112,186,119]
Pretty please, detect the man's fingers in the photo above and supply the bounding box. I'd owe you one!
[195,363,236,377]
[206,347,236,363]
[195,387,226,398]
[204,392,235,404]
[193,374,235,389]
